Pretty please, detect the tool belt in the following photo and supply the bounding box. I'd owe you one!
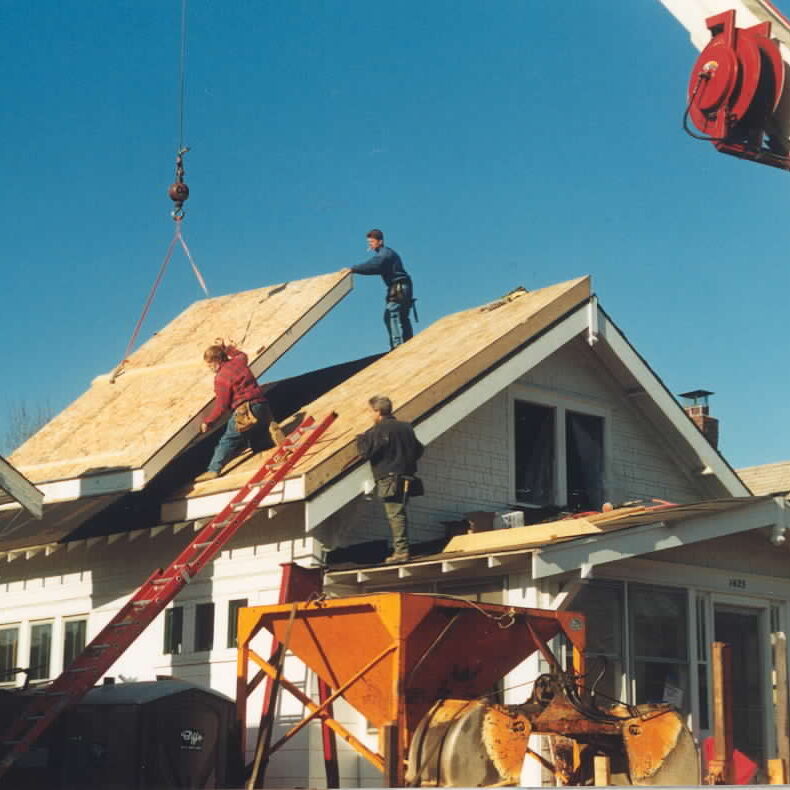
[387,277,412,304]
[233,401,258,433]
[377,473,425,499]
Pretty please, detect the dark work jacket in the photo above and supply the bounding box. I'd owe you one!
[356,416,423,480]
[350,246,409,287]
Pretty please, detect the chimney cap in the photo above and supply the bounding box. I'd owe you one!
[679,389,714,406]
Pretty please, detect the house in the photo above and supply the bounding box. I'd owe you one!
[0,271,787,786]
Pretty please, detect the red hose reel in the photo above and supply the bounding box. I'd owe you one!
[686,9,789,169]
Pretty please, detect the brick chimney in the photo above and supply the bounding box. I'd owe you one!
[679,389,719,449]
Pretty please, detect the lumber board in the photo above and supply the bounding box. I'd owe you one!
[0,454,43,518]
[443,518,608,554]
[186,276,590,499]
[10,271,351,486]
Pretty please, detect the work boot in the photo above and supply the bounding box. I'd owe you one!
[194,470,220,483]
[384,551,410,564]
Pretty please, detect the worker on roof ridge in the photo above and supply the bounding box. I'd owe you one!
[356,395,424,564]
[195,340,285,482]
[347,228,415,349]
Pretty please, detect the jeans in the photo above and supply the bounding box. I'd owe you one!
[207,401,283,473]
[377,478,410,555]
[384,284,413,349]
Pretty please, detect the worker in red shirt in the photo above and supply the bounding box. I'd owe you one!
[195,340,285,482]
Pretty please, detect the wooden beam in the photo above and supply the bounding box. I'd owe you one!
[707,641,734,785]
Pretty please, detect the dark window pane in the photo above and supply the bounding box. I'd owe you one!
[630,585,687,660]
[63,620,87,668]
[29,623,52,681]
[566,411,604,511]
[0,628,19,683]
[227,599,248,648]
[573,582,623,656]
[194,603,215,652]
[164,607,183,655]
[514,401,554,505]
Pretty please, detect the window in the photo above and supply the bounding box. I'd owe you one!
[194,603,215,652]
[566,411,604,510]
[572,582,625,703]
[0,627,19,684]
[227,599,248,648]
[63,619,87,669]
[571,581,690,712]
[163,607,183,655]
[513,395,605,510]
[29,623,53,681]
[514,402,555,505]
[630,585,689,712]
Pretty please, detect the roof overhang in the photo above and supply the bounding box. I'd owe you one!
[532,494,788,579]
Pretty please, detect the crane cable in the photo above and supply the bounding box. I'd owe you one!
[110,0,208,384]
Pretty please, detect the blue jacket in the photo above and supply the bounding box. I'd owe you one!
[351,246,409,286]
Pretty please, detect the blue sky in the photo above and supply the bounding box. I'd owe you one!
[1,1,788,468]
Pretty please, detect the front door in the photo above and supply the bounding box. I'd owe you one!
[713,604,767,767]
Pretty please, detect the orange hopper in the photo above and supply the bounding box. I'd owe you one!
[235,592,586,782]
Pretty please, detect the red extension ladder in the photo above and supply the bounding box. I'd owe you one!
[0,411,337,780]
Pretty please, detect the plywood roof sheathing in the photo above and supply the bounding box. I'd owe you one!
[178,276,591,511]
[10,270,352,496]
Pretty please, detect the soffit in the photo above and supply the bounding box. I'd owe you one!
[0,494,119,554]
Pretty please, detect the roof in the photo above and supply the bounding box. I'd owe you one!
[168,276,591,515]
[9,271,351,498]
[738,461,790,495]
[0,455,43,518]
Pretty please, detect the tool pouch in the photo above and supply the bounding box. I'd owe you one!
[387,279,412,304]
[233,401,258,433]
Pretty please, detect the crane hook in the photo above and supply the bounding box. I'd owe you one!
[168,147,190,219]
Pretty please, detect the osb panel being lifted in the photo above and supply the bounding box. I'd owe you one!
[0,454,43,518]
[11,271,351,487]
[187,276,590,500]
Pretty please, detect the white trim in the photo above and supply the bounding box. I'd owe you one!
[160,476,305,523]
[596,312,749,497]
[305,307,589,531]
[532,496,787,579]
[36,468,146,504]
[594,556,790,601]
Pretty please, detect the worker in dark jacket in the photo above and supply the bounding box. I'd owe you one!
[195,340,285,481]
[356,395,424,563]
[349,229,414,349]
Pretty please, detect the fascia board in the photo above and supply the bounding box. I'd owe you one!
[141,273,353,486]
[532,495,784,579]
[596,309,749,497]
[32,469,147,504]
[160,475,305,523]
[304,304,589,531]
[0,455,43,518]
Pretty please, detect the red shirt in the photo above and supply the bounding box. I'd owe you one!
[204,347,265,425]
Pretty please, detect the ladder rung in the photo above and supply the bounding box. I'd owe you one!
[45,691,68,697]
[150,577,173,585]
[66,666,96,673]
[3,740,22,746]
[107,621,135,628]
[88,643,110,650]
[25,714,44,721]
[132,600,153,607]
[192,542,213,549]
